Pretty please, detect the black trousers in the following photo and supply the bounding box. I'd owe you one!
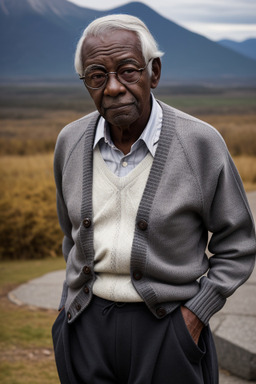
[52,296,218,384]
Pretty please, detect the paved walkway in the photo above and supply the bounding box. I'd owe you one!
[8,191,256,384]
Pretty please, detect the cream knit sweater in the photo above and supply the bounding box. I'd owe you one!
[92,146,152,301]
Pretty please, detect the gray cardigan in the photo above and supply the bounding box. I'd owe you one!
[54,100,256,325]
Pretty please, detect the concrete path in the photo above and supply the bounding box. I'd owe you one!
[8,191,256,384]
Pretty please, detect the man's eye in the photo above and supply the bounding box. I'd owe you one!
[90,72,106,80]
[120,68,137,75]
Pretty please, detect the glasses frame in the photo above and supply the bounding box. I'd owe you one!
[79,60,152,90]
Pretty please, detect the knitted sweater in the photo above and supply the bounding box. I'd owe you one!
[92,146,152,301]
[54,100,256,325]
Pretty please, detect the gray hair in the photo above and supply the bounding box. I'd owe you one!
[74,14,164,76]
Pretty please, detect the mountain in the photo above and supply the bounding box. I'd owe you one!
[218,39,256,61]
[0,0,102,78]
[1,0,256,84]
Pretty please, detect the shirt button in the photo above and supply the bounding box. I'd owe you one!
[133,271,143,280]
[156,307,167,318]
[84,286,89,294]
[138,219,148,230]
[83,218,91,228]
[67,312,72,320]
[83,266,91,274]
[122,161,128,167]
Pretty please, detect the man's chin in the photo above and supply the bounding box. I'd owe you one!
[107,115,137,129]
[104,109,139,128]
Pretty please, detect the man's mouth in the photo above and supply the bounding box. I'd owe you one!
[104,103,134,110]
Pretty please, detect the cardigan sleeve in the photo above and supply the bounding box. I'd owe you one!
[185,145,256,324]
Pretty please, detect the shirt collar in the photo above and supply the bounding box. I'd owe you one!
[93,93,163,157]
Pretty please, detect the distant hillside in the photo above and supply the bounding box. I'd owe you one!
[218,39,256,61]
[1,0,256,84]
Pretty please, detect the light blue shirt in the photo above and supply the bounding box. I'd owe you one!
[93,94,163,177]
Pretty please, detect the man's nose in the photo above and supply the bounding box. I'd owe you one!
[103,73,126,96]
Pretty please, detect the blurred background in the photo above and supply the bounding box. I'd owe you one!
[0,0,256,382]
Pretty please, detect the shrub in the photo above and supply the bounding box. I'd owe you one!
[0,155,62,259]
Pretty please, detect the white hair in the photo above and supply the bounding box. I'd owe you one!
[74,14,164,76]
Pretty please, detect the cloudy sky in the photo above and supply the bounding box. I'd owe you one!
[67,0,256,41]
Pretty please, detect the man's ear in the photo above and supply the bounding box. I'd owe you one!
[150,58,161,89]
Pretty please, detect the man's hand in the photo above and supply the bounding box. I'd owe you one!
[180,306,204,345]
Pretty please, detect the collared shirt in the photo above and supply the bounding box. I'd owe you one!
[93,94,163,177]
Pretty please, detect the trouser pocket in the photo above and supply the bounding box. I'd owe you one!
[172,307,219,384]
[173,307,206,364]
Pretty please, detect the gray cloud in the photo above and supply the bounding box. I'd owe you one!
[160,1,256,24]
[68,0,256,40]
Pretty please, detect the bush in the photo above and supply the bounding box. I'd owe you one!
[0,154,62,259]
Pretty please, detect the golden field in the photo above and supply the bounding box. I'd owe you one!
[1,84,256,260]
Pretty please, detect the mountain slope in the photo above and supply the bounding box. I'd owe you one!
[110,2,256,82]
[0,0,102,77]
[218,39,256,61]
[1,0,256,83]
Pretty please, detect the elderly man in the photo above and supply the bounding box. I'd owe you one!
[52,14,256,384]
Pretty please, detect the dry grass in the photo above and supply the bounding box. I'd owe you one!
[1,86,256,156]
[199,114,256,156]
[0,154,62,259]
[0,109,84,155]
[233,156,256,191]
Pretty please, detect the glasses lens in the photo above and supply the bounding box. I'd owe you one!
[84,69,106,88]
[118,67,141,84]
[82,64,145,89]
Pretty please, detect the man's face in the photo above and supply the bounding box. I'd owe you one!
[81,30,160,131]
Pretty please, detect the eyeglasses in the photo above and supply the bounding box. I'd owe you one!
[80,60,151,90]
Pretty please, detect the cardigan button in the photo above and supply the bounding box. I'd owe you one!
[83,218,91,228]
[156,307,167,318]
[137,219,148,231]
[83,266,91,274]
[84,285,89,294]
[76,304,81,311]
[133,270,143,280]
[67,312,72,320]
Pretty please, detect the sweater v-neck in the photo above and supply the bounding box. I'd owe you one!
[93,145,153,189]
[80,101,176,222]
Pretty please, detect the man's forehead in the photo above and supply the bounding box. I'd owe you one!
[81,30,142,62]
[85,58,142,71]
[85,28,138,44]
